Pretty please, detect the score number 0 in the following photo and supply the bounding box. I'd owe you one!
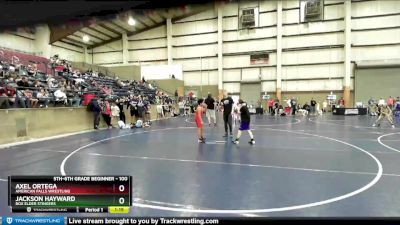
[118,184,126,205]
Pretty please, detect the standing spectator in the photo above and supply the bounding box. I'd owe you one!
[290,97,297,115]
[101,99,112,129]
[129,96,139,124]
[338,97,345,108]
[111,102,120,126]
[220,93,234,137]
[322,100,328,113]
[178,99,185,116]
[188,91,194,100]
[116,98,126,124]
[204,93,216,126]
[388,96,395,110]
[378,97,385,106]
[268,98,274,115]
[91,99,101,130]
[174,90,178,102]
[310,98,317,115]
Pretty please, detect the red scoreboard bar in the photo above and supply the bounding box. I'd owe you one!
[8,176,132,213]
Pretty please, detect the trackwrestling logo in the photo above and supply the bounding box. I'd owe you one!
[2,217,65,225]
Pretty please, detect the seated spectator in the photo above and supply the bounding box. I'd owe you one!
[54,88,67,105]
[278,105,286,116]
[24,89,39,108]
[17,76,30,87]
[303,102,311,113]
[0,85,10,109]
[36,88,50,108]
[31,80,41,88]
[67,90,81,107]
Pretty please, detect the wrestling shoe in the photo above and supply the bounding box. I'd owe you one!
[232,139,239,144]
[198,138,205,143]
[392,125,395,128]
[249,140,255,145]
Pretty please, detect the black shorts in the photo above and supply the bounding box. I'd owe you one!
[138,107,145,118]
[130,109,139,117]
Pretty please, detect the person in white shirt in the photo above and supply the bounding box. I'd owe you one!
[322,100,328,113]
[111,102,120,125]
[54,88,67,104]
[378,98,385,106]
[178,100,185,116]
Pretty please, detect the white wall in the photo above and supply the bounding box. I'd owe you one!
[0,28,85,64]
[51,41,84,62]
[0,31,35,53]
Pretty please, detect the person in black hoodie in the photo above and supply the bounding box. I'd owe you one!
[204,93,216,126]
[220,93,234,137]
[91,98,101,129]
[116,98,126,124]
[232,99,255,145]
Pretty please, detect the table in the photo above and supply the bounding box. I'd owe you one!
[332,107,367,115]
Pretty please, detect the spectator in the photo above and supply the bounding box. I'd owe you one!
[338,97,345,107]
[111,102,120,126]
[204,93,216,126]
[290,97,297,115]
[278,105,286,116]
[178,99,185,116]
[268,98,274,115]
[322,100,328,113]
[54,88,67,105]
[388,96,395,110]
[24,89,38,108]
[0,85,10,109]
[310,98,317,115]
[378,98,385,106]
[129,96,139,124]
[101,99,112,129]
[36,88,50,108]
[174,90,178,102]
[116,98,126,124]
[303,102,311,113]
[17,76,30,87]
[91,99,101,129]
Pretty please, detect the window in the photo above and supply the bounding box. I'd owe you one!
[239,7,259,29]
[300,0,324,22]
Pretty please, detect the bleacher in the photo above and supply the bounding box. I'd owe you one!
[0,49,169,109]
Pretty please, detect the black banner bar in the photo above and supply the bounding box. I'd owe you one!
[12,206,78,213]
[66,218,400,225]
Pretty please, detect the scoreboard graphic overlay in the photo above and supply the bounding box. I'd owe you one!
[8,176,132,213]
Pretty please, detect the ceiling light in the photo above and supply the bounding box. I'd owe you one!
[128,17,136,26]
[83,35,90,42]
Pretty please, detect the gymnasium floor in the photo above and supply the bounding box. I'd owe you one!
[1,113,400,217]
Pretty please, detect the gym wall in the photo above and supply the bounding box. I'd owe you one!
[89,1,400,103]
[355,67,400,103]
[0,25,84,62]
